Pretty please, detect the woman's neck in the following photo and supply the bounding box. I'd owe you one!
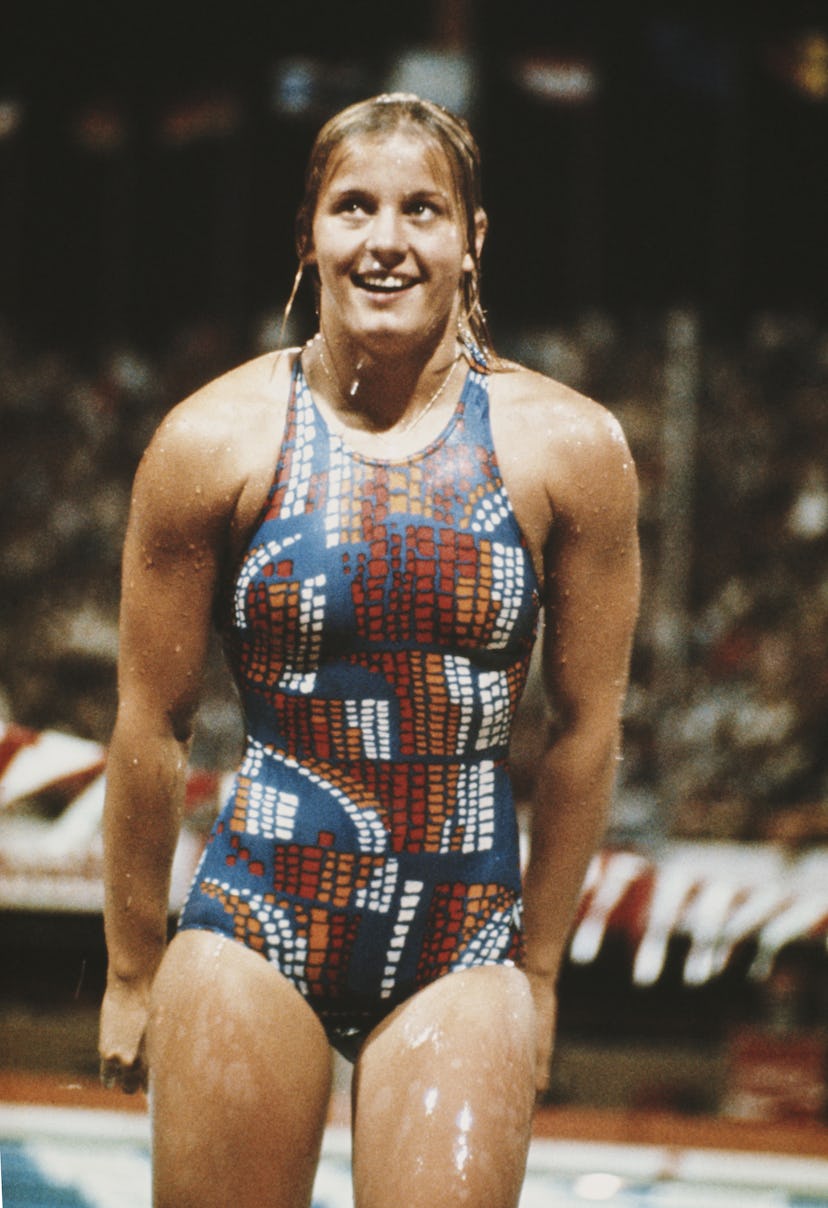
[310,325,463,436]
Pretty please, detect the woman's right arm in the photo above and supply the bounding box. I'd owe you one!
[99,402,235,1092]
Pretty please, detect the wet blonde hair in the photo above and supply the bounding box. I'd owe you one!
[285,92,493,361]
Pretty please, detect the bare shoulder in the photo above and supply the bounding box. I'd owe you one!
[136,351,294,504]
[490,363,637,524]
[130,349,295,549]
[150,350,292,465]
[492,363,630,462]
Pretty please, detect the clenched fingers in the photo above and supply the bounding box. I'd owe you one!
[100,1052,148,1094]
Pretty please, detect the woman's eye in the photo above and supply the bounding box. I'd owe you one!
[408,201,437,218]
[335,196,368,215]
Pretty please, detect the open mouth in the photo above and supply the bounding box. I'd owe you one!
[352,272,418,294]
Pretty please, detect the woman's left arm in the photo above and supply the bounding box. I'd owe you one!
[521,403,641,1094]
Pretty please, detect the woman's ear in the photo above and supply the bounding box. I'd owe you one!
[473,208,488,261]
[296,222,317,268]
[462,208,488,272]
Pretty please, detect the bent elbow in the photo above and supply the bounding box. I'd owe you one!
[113,692,197,752]
[167,702,197,748]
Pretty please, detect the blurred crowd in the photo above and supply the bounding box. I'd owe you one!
[1,309,826,843]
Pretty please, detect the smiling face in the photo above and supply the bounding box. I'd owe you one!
[307,127,479,354]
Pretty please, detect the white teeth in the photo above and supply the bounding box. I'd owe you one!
[358,274,410,290]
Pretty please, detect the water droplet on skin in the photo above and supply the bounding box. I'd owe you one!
[454,1138,471,1176]
[453,1101,474,1175]
[405,1021,438,1050]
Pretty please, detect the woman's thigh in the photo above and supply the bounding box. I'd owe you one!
[147,929,333,1208]
[351,965,537,1208]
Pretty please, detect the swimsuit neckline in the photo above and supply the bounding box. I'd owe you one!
[295,353,481,469]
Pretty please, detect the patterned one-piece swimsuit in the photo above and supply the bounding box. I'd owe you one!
[178,353,541,1059]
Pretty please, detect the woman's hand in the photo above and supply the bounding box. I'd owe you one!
[99,975,151,1094]
[524,969,558,1097]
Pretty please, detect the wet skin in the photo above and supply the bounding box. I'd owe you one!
[148,932,536,1208]
[100,116,640,1208]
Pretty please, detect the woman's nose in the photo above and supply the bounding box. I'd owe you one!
[364,207,406,258]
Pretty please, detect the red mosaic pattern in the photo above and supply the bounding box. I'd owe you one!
[273,836,387,908]
[416,881,524,982]
[199,878,361,1001]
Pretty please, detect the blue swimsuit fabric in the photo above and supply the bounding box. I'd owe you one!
[178,354,541,1057]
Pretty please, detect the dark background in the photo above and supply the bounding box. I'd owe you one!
[1,0,826,357]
